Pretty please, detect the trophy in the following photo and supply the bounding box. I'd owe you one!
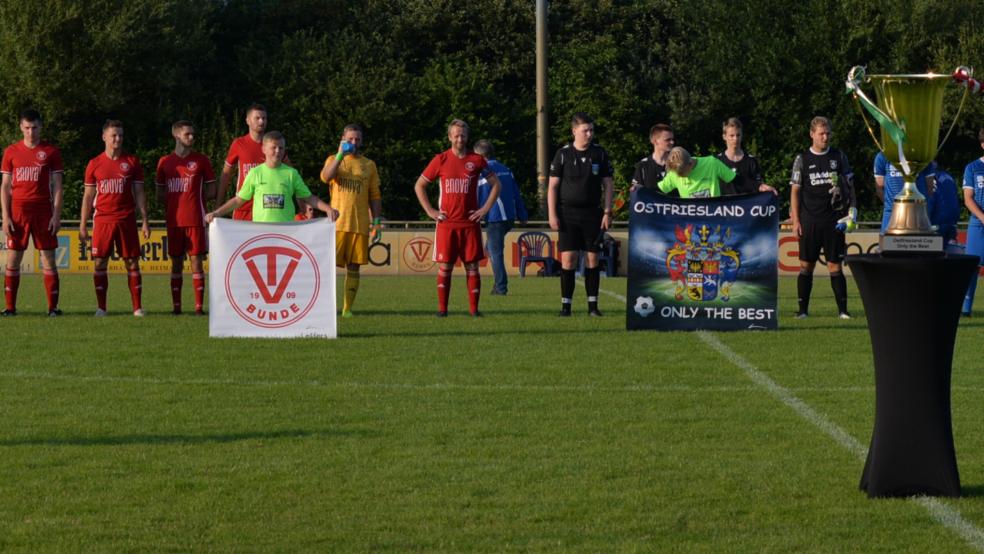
[845,66,972,254]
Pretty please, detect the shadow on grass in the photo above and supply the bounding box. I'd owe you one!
[960,484,984,497]
[343,327,626,338]
[0,428,377,447]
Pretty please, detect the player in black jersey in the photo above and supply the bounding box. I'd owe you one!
[789,116,857,319]
[714,117,776,195]
[548,112,614,317]
[630,123,674,192]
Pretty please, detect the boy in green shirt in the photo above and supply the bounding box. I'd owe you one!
[207,131,337,223]
[657,146,736,198]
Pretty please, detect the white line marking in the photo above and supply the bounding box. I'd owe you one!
[601,283,984,552]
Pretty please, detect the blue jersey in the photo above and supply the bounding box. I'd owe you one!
[930,170,960,241]
[874,152,935,211]
[963,158,984,228]
[478,158,529,223]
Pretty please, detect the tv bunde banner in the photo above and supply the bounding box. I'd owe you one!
[209,218,337,338]
[627,190,779,331]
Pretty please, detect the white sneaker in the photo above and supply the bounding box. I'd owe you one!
[133,309,145,317]
[839,312,852,320]
[94,308,107,317]
[795,312,808,319]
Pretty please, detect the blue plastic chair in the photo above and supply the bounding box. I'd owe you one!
[517,231,557,277]
[577,233,618,277]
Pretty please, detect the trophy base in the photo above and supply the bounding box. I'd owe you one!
[880,234,945,257]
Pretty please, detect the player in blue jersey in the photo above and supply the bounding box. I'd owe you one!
[930,169,960,244]
[874,152,936,234]
[962,130,984,316]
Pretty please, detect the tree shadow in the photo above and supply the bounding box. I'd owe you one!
[0,428,376,447]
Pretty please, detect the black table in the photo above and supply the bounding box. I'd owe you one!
[847,253,978,498]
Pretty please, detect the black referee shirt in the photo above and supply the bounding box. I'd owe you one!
[549,143,614,209]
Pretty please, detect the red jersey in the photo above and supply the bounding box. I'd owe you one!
[420,149,489,224]
[1,141,64,207]
[84,152,144,221]
[156,151,215,227]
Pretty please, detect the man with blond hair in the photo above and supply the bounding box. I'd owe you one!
[715,117,777,195]
[789,116,856,319]
[415,119,501,317]
[657,146,736,198]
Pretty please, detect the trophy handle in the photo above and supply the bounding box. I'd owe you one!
[846,66,892,152]
[852,96,885,152]
[937,83,970,158]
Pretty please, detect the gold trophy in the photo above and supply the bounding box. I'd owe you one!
[846,66,971,254]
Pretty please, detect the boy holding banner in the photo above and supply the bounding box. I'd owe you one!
[657,147,736,198]
[206,132,337,223]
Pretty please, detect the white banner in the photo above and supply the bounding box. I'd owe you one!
[209,218,336,338]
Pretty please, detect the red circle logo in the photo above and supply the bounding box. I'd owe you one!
[187,161,198,171]
[403,237,435,272]
[224,233,321,328]
[35,150,47,161]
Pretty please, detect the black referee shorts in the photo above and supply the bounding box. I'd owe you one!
[558,207,602,253]
[799,219,846,264]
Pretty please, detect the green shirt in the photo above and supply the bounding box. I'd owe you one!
[657,156,736,199]
[238,163,313,222]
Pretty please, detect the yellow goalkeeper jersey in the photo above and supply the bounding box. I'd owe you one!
[321,154,381,235]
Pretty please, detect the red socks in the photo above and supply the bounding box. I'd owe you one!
[192,272,205,312]
[128,271,142,311]
[466,268,481,314]
[94,270,108,311]
[4,268,19,311]
[171,273,183,312]
[437,267,451,313]
[43,270,59,311]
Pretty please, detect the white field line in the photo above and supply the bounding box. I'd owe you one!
[601,283,984,552]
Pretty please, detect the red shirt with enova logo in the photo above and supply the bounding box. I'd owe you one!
[1,141,64,207]
[420,149,488,224]
[84,152,144,221]
[156,152,215,227]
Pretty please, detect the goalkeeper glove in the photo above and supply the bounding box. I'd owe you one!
[835,207,858,233]
[370,217,382,244]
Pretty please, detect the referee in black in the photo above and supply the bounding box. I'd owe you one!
[789,116,856,319]
[548,112,614,317]
[630,123,674,192]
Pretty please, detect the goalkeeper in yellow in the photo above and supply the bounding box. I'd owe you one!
[320,124,382,317]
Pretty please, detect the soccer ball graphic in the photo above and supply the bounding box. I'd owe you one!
[634,296,655,317]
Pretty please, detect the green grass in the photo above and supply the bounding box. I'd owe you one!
[1,272,984,551]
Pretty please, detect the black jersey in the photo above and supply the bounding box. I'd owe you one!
[790,147,853,221]
[631,155,667,189]
[715,151,762,195]
[549,143,614,209]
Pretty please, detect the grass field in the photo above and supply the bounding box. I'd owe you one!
[3,272,984,551]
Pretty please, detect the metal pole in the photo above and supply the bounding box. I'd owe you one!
[535,0,549,217]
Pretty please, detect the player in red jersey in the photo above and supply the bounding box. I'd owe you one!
[414,119,501,317]
[156,120,215,315]
[79,120,150,317]
[0,109,64,316]
[215,103,290,221]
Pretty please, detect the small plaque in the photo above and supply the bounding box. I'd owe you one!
[880,234,944,256]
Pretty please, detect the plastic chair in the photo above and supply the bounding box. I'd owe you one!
[577,233,618,277]
[517,231,557,277]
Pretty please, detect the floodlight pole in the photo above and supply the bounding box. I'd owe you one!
[536,0,549,216]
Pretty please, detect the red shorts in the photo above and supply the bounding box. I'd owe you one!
[233,201,253,221]
[433,222,484,264]
[167,226,208,257]
[6,204,57,251]
[91,218,141,259]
